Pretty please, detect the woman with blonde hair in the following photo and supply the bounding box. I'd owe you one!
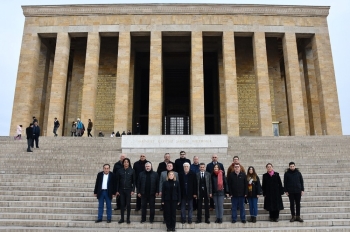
[162,171,181,231]
[246,166,262,223]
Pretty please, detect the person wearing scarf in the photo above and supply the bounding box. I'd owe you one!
[211,164,229,223]
[262,163,284,222]
[246,166,262,223]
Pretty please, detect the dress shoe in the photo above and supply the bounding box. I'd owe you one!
[242,220,246,223]
[118,219,124,224]
[172,228,176,231]
[107,220,111,223]
[36,147,39,148]
[127,220,131,224]
[215,219,218,223]
[27,150,33,152]
[114,207,120,210]
[274,218,279,222]
[296,216,304,222]
[181,220,186,224]
[188,220,192,224]
[231,220,236,223]
[290,216,295,222]
[205,220,210,224]
[95,219,102,223]
[218,218,222,224]
[140,220,146,223]
[195,220,201,224]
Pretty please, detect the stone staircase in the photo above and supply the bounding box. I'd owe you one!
[0,135,350,231]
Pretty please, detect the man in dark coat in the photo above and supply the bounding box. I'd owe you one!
[175,151,191,175]
[53,117,60,137]
[116,158,135,224]
[195,163,212,224]
[262,163,284,222]
[25,123,33,152]
[179,162,197,224]
[93,164,116,223]
[157,153,175,176]
[206,154,225,210]
[113,154,127,210]
[133,154,148,211]
[228,163,248,223]
[137,162,159,223]
[284,162,304,222]
[31,121,40,148]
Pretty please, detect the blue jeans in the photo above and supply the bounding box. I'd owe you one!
[98,190,112,220]
[231,196,246,221]
[181,198,193,221]
[247,197,258,217]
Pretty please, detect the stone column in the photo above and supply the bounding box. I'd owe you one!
[81,32,101,136]
[302,46,322,135]
[46,33,71,136]
[10,33,41,136]
[114,32,131,133]
[311,33,342,135]
[148,31,163,135]
[253,32,273,136]
[218,51,227,134]
[282,33,306,136]
[222,31,239,136]
[190,31,205,135]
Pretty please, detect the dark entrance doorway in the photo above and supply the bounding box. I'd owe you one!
[132,36,150,135]
[162,35,191,135]
[203,36,221,134]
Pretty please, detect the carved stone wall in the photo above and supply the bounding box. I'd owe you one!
[235,37,259,136]
[266,38,289,136]
[94,37,118,135]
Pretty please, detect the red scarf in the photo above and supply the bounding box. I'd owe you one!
[213,170,223,191]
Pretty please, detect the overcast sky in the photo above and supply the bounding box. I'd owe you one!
[0,0,348,136]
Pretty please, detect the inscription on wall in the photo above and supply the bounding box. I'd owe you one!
[237,74,259,131]
[95,75,116,134]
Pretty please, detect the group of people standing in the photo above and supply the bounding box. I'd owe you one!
[94,152,305,231]
[24,117,41,152]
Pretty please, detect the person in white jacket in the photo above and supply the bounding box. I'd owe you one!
[14,125,22,140]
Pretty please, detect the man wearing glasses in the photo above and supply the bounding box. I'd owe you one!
[175,151,191,175]
[228,164,248,223]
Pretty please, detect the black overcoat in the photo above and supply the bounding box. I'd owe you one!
[179,171,197,200]
[262,172,284,211]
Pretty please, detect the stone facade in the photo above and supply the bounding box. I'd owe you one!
[10,4,342,136]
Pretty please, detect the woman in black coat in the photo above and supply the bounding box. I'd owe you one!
[262,163,284,222]
[162,171,181,232]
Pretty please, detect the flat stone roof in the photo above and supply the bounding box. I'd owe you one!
[22,4,330,17]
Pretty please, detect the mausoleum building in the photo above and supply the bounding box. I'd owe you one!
[10,4,342,136]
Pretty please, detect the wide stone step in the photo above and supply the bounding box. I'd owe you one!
[1,206,349,215]
[1,212,350,221]
[0,218,350,229]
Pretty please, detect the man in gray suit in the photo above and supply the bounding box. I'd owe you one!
[195,163,212,224]
[159,162,179,197]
